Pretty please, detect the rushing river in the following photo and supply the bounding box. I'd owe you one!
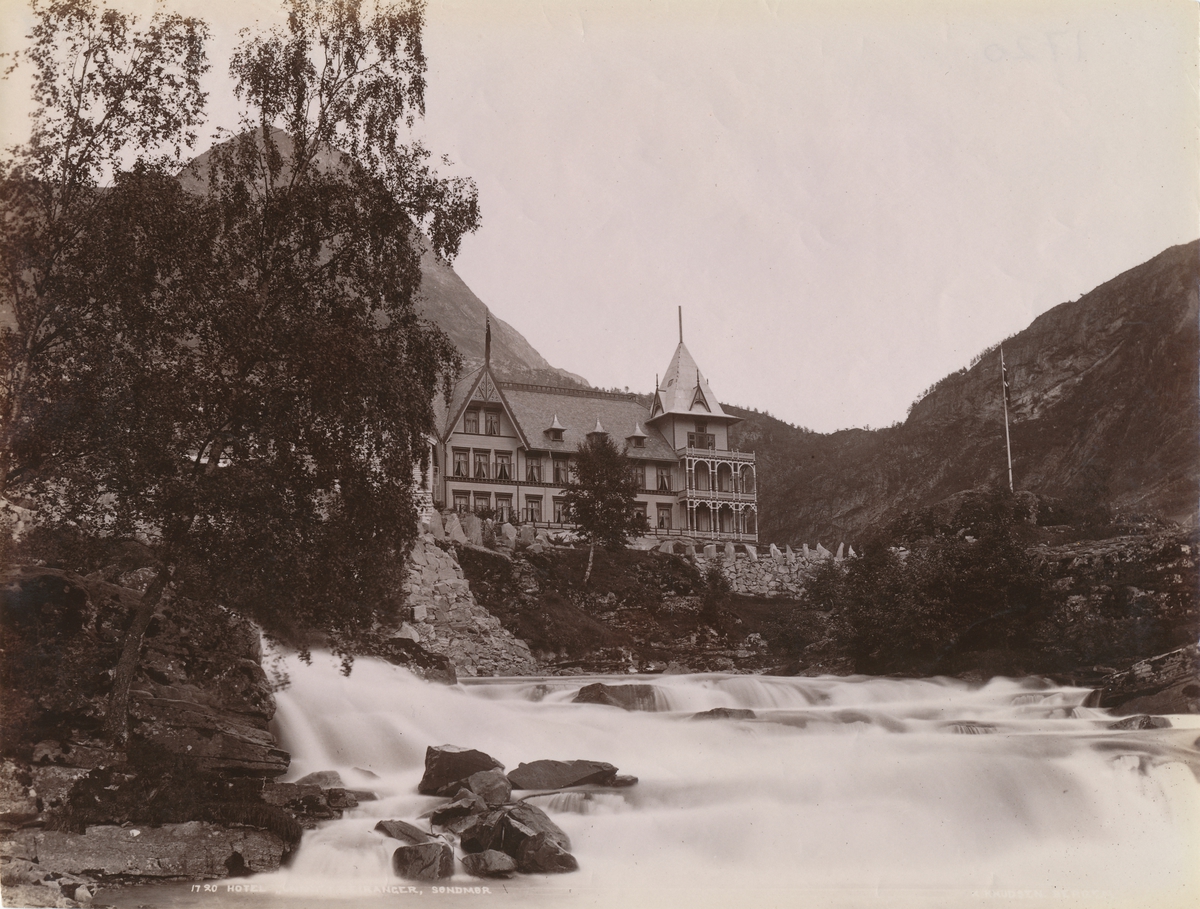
[111,652,1200,909]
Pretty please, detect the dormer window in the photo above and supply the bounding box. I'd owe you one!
[546,413,565,442]
[628,421,648,449]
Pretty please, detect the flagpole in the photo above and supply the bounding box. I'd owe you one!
[1001,346,1013,492]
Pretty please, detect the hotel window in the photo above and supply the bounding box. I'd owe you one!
[495,452,512,480]
[526,456,542,483]
[656,504,672,530]
[632,436,645,448]
[495,494,513,522]
[526,496,543,522]
[473,492,490,514]
[452,449,469,477]
[453,491,469,512]
[553,458,569,485]
[485,411,501,436]
[553,498,570,523]
[463,410,479,433]
[474,451,489,479]
[629,462,644,489]
[656,466,672,491]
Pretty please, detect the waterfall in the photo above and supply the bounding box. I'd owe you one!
[115,652,1200,909]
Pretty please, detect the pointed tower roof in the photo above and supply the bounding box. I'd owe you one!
[649,340,730,421]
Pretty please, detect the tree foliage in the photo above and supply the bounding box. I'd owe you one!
[562,434,647,551]
[1,0,209,494]
[2,0,480,740]
[806,487,1048,675]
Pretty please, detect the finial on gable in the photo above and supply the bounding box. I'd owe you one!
[678,305,683,344]
[484,309,492,367]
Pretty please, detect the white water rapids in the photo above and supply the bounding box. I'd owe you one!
[114,652,1200,909]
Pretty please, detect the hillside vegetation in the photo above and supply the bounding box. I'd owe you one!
[730,241,1199,545]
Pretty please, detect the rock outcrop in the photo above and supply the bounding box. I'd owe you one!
[6,823,286,881]
[1085,644,1200,715]
[401,535,537,677]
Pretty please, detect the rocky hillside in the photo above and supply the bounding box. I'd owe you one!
[732,241,1199,545]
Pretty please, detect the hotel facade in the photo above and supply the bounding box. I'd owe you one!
[430,325,758,542]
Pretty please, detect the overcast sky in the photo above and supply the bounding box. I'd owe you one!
[2,0,1197,432]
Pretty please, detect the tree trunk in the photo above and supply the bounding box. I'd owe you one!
[103,565,172,745]
[583,541,595,586]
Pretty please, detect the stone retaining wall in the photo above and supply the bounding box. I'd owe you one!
[399,534,537,677]
[692,542,849,598]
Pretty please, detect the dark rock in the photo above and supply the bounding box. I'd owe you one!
[324,788,360,810]
[11,823,286,881]
[375,637,458,685]
[500,804,576,874]
[507,760,619,790]
[514,832,579,873]
[460,849,517,878]
[1106,714,1173,730]
[457,809,509,854]
[375,819,432,844]
[1086,645,1200,715]
[392,842,454,881]
[430,789,487,827]
[690,707,756,721]
[261,782,343,826]
[464,769,512,806]
[345,788,378,802]
[572,683,659,711]
[295,770,343,788]
[417,745,504,795]
[611,774,638,787]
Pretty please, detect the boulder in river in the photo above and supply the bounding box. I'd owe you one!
[1085,644,1200,715]
[500,804,577,874]
[464,768,512,806]
[456,803,578,873]
[417,745,505,795]
[572,683,659,711]
[392,842,454,881]
[374,819,432,844]
[430,788,488,826]
[460,849,518,878]
[507,759,619,790]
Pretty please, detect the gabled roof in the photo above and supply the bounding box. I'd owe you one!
[434,364,529,448]
[497,382,677,461]
[649,340,731,421]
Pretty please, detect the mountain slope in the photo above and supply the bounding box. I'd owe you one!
[176,133,585,388]
[732,241,1200,544]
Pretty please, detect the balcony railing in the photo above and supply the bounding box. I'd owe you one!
[678,487,757,502]
[677,446,756,463]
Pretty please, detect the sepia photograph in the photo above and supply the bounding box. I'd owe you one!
[1,1,1198,908]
